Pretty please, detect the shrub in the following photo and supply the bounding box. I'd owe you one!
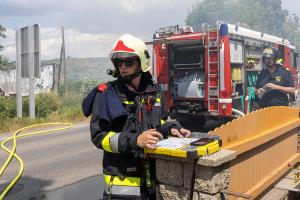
[0,96,16,120]
[36,93,60,118]
[21,93,60,118]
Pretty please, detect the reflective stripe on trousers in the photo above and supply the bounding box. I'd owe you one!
[104,174,141,196]
[104,183,141,196]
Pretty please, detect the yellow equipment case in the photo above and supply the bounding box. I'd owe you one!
[145,133,222,159]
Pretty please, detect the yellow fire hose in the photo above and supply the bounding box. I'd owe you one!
[0,123,73,200]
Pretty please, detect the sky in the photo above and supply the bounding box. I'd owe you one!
[0,0,299,61]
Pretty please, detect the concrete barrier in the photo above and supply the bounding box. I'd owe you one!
[150,149,236,200]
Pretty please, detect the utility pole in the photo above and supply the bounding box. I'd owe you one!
[52,63,58,93]
[58,26,67,95]
[62,26,67,94]
[58,39,62,93]
[295,31,297,49]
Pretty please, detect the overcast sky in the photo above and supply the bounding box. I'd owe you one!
[0,0,299,60]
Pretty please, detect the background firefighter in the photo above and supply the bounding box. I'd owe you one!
[255,46,296,108]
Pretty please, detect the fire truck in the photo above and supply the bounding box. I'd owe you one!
[151,22,298,127]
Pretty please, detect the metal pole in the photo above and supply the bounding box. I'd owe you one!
[62,26,67,94]
[58,52,62,93]
[58,26,65,95]
[16,29,22,117]
[53,63,57,93]
[28,25,35,119]
[295,31,297,49]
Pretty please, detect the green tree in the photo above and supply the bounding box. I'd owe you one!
[185,0,299,43]
[0,24,9,70]
[283,14,300,45]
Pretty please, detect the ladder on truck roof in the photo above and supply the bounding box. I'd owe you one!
[203,23,220,115]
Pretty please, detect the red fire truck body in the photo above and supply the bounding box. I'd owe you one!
[151,23,298,125]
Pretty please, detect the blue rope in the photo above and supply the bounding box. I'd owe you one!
[240,95,244,112]
[247,87,256,112]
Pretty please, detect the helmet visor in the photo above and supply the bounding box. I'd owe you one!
[263,53,274,59]
[110,52,137,59]
[111,54,140,69]
[113,58,139,68]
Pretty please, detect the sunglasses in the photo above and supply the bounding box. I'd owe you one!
[114,59,138,68]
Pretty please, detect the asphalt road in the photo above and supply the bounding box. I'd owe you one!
[0,123,104,200]
[0,119,224,200]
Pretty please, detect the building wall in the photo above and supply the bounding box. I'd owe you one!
[0,65,54,96]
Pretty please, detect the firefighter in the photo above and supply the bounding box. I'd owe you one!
[90,34,191,200]
[255,47,296,108]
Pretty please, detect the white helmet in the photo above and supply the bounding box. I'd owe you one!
[110,34,151,72]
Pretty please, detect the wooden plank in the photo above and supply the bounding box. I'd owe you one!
[221,190,252,199]
[224,121,300,155]
[212,107,300,147]
[235,153,300,200]
[216,107,300,199]
[229,132,298,198]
